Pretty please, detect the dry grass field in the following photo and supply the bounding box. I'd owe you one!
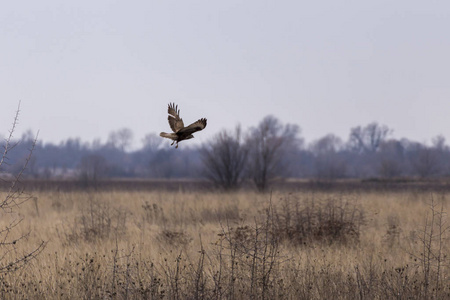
[1,183,450,299]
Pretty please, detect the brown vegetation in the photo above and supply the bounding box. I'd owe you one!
[0,184,449,299]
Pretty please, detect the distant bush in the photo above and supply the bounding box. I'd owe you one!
[272,194,365,245]
[62,197,128,244]
[141,201,166,225]
[157,230,192,247]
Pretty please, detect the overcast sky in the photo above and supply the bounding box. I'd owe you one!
[1,1,449,149]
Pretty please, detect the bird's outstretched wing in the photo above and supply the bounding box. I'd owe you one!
[178,118,207,135]
[167,103,184,132]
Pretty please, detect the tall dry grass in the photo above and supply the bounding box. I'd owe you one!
[0,188,449,299]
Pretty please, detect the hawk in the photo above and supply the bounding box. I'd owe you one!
[160,103,207,148]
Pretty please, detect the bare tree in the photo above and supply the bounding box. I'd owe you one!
[377,139,405,178]
[349,122,391,153]
[108,128,134,152]
[201,126,249,190]
[432,135,446,151]
[431,135,450,174]
[0,103,46,273]
[142,133,162,152]
[78,154,108,184]
[310,134,347,180]
[246,116,301,192]
[148,148,200,178]
[148,149,177,178]
[410,145,441,178]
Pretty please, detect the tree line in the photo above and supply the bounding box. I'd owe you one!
[1,115,449,191]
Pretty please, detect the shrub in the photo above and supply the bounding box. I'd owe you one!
[271,194,365,245]
[0,103,45,274]
[63,197,128,243]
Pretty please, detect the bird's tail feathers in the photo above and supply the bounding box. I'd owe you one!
[160,132,177,140]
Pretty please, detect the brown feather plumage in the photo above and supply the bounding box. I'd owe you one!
[160,103,207,148]
[167,103,184,132]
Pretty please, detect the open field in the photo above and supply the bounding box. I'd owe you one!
[1,182,450,299]
[4,178,450,193]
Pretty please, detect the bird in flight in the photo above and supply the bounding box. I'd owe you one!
[160,103,207,148]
